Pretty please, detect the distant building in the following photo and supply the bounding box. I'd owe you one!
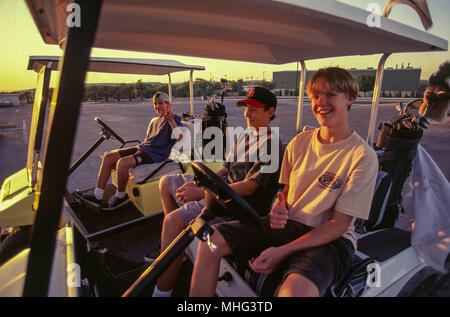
[273,66,422,97]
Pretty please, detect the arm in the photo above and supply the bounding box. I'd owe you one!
[249,209,353,274]
[280,210,352,254]
[229,179,259,197]
[175,167,230,203]
[163,103,183,141]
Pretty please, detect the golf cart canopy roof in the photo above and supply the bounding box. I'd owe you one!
[27,56,205,75]
[26,0,447,64]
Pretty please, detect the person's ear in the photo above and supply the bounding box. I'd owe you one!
[347,96,355,111]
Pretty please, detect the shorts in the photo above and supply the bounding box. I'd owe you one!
[167,174,233,226]
[215,217,354,296]
[116,147,153,166]
[167,174,205,226]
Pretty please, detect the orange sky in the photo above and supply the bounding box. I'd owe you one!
[0,0,449,92]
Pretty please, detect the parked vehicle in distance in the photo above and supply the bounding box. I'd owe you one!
[0,99,13,107]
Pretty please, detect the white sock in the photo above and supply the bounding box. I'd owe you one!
[94,187,104,200]
[115,191,126,199]
[152,286,173,297]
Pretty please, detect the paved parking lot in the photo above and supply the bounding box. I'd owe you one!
[1,97,449,191]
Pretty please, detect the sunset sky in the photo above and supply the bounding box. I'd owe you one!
[0,0,449,92]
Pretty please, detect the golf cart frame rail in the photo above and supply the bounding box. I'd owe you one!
[22,0,448,296]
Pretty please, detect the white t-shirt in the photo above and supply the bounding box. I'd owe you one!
[280,129,378,248]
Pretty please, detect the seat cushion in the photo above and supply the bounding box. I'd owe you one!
[129,160,184,184]
[355,171,393,233]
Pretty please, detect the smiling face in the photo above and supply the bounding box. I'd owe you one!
[309,77,354,129]
[153,100,169,116]
[243,105,274,130]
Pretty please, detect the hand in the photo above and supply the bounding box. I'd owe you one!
[270,192,289,229]
[175,181,204,203]
[248,247,286,274]
[163,103,174,121]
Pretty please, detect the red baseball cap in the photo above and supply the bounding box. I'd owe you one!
[236,87,277,109]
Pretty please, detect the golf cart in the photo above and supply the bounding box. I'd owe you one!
[0,55,210,281]
[1,0,449,297]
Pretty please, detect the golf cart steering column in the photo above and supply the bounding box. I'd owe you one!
[121,208,217,297]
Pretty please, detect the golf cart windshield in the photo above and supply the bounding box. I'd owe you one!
[24,55,204,189]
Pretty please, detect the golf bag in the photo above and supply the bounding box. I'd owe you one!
[373,119,423,230]
[202,101,228,159]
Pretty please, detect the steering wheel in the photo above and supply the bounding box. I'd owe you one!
[94,117,125,144]
[190,162,262,227]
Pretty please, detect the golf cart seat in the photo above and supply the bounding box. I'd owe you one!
[112,121,196,216]
[225,170,392,297]
[126,121,197,184]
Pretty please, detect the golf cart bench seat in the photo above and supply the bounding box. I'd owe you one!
[224,171,392,297]
[129,160,185,184]
[112,121,196,215]
[127,120,196,183]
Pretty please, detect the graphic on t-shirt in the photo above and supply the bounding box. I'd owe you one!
[318,172,342,190]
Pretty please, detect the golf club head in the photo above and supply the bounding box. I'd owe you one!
[418,116,430,129]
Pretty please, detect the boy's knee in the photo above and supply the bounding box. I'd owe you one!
[117,157,135,170]
[159,175,171,193]
[277,273,319,297]
[103,151,118,165]
[164,211,185,230]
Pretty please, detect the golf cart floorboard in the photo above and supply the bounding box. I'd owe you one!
[66,184,163,279]
[66,184,144,234]
[91,214,163,276]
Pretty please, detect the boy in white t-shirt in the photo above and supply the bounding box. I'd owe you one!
[189,67,379,297]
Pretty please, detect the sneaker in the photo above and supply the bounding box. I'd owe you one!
[102,194,129,211]
[144,246,161,264]
[75,190,103,208]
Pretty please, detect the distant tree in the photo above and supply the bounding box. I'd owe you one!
[194,78,210,97]
[174,82,190,98]
[86,85,99,102]
[99,85,114,102]
[429,61,450,90]
[19,91,34,104]
[125,83,135,101]
[356,73,376,97]
[144,86,157,98]
[155,84,169,95]
[115,84,129,101]
[136,79,144,100]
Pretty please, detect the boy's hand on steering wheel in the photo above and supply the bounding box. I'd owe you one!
[176,181,204,203]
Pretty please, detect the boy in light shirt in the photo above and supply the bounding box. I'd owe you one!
[190,67,378,297]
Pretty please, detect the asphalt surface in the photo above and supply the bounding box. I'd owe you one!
[1,97,449,191]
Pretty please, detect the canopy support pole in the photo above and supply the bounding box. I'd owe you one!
[366,53,391,145]
[189,70,194,115]
[296,60,307,133]
[167,73,172,103]
[23,0,103,297]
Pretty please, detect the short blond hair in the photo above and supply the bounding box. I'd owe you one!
[307,67,359,101]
